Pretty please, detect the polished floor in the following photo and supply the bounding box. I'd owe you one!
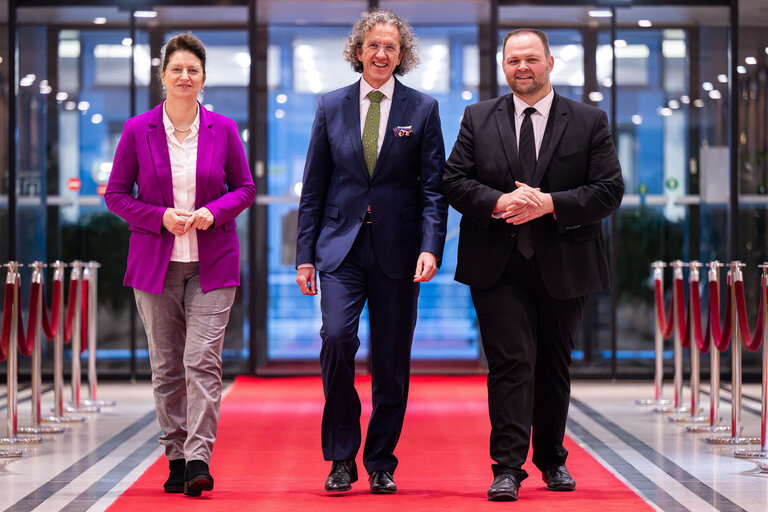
[0,379,767,511]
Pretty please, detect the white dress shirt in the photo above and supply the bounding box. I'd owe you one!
[512,87,555,159]
[359,75,395,154]
[162,102,200,262]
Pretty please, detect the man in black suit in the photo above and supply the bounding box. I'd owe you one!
[442,29,624,501]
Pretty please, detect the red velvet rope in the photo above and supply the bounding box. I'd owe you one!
[709,275,732,352]
[683,281,708,352]
[17,281,40,357]
[41,279,62,340]
[63,276,78,344]
[733,279,765,352]
[81,278,89,354]
[654,278,678,339]
[0,281,13,363]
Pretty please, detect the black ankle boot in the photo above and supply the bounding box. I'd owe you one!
[184,460,214,496]
[163,459,186,493]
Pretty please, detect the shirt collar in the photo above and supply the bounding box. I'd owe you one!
[360,75,395,103]
[512,86,555,119]
[162,101,200,136]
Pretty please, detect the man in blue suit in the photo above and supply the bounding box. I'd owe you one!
[295,8,447,496]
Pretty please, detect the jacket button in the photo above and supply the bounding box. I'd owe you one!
[510,233,516,238]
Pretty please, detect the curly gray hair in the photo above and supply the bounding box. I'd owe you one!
[343,8,419,76]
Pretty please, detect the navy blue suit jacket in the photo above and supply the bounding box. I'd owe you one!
[296,79,447,280]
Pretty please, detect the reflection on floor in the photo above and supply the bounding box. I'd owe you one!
[0,380,767,511]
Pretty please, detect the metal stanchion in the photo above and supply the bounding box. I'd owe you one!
[17,262,64,435]
[0,262,42,450]
[656,260,689,413]
[707,261,759,445]
[66,261,99,414]
[637,261,672,406]
[688,261,729,434]
[734,263,768,458]
[47,261,84,423]
[82,261,114,408]
[671,261,708,423]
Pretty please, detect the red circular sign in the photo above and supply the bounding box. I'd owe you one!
[67,177,82,191]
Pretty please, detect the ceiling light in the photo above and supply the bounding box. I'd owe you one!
[717,74,728,83]
[589,10,613,18]
[702,82,713,91]
[745,56,757,65]
[133,11,158,18]
[737,65,747,74]
[93,17,107,25]
[638,20,652,28]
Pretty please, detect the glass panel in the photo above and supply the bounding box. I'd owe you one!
[614,6,731,376]
[266,5,481,361]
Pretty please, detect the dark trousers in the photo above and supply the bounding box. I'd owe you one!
[470,250,586,482]
[318,223,419,474]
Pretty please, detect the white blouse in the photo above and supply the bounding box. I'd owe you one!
[162,102,200,262]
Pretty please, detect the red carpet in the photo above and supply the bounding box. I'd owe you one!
[108,376,653,511]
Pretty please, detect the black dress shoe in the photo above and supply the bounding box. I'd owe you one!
[487,473,519,501]
[184,460,214,497]
[325,460,358,492]
[542,465,575,491]
[369,471,396,494]
[163,458,185,493]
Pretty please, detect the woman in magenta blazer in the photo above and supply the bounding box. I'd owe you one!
[104,33,255,497]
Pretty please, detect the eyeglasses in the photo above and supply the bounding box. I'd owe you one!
[363,41,400,55]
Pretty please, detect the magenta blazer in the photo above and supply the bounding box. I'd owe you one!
[105,102,256,294]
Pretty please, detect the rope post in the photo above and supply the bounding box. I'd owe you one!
[17,262,64,435]
[0,263,23,457]
[707,261,759,444]
[656,260,689,413]
[66,261,99,414]
[637,261,672,406]
[687,260,730,434]
[734,263,768,458]
[82,261,114,408]
[48,261,83,423]
[671,261,709,423]
[0,262,42,449]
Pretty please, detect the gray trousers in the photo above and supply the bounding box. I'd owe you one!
[134,262,236,463]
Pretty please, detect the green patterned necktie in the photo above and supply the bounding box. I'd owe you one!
[362,91,384,177]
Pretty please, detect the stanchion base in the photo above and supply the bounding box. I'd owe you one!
[705,435,761,445]
[686,424,730,433]
[82,399,116,407]
[668,415,709,423]
[45,413,86,423]
[636,398,672,406]
[64,405,101,414]
[0,450,23,458]
[0,436,43,445]
[734,450,768,458]
[653,405,690,414]
[17,426,66,435]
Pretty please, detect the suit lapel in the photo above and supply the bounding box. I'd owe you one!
[374,79,407,177]
[196,104,215,208]
[343,82,367,179]
[147,103,174,207]
[531,93,567,187]
[496,95,523,186]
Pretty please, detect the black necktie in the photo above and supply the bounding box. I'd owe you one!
[518,107,537,183]
[516,107,537,259]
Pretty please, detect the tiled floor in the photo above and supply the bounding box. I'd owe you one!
[1,380,766,511]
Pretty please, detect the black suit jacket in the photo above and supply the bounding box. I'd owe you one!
[443,92,624,299]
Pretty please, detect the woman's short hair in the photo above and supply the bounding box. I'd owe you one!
[161,32,207,74]
[343,8,419,76]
